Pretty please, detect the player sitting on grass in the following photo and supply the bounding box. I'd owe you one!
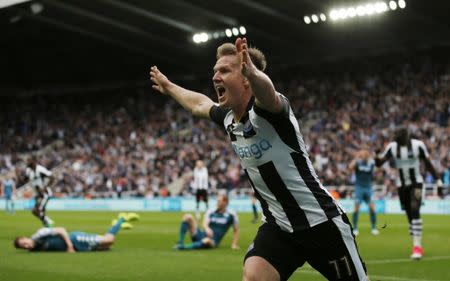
[13,213,139,252]
[175,194,239,250]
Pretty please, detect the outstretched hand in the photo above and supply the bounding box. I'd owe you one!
[150,66,171,95]
[235,37,257,78]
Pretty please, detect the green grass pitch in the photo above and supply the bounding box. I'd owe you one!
[1,211,449,281]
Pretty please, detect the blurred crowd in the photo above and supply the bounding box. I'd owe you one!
[1,54,449,199]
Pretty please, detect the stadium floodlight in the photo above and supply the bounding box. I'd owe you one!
[329,10,339,21]
[338,8,348,19]
[232,27,239,36]
[192,32,209,44]
[212,32,219,39]
[365,4,375,15]
[348,7,357,18]
[225,28,232,37]
[389,0,397,10]
[199,32,208,43]
[316,0,404,24]
[0,0,31,9]
[192,34,201,44]
[356,5,366,16]
[239,26,246,35]
[311,14,319,23]
[304,16,311,24]
[375,2,388,13]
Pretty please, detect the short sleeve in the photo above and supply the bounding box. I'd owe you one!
[31,228,57,240]
[37,165,52,177]
[417,141,430,159]
[209,105,230,127]
[253,93,291,119]
[380,142,395,160]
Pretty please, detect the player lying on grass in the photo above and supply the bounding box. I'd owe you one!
[175,194,240,250]
[13,213,139,252]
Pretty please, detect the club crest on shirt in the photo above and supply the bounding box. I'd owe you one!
[243,119,256,138]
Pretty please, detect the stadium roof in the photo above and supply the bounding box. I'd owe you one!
[1,0,450,90]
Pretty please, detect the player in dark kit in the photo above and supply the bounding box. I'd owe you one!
[150,37,368,280]
[376,128,442,259]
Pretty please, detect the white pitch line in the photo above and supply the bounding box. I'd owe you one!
[368,275,442,281]
[294,256,450,281]
[367,255,450,264]
[296,269,443,281]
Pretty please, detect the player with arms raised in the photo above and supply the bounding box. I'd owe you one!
[150,37,369,280]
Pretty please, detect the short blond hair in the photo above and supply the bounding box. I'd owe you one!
[216,43,267,72]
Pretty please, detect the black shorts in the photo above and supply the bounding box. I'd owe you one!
[244,214,368,281]
[196,189,208,203]
[398,184,423,211]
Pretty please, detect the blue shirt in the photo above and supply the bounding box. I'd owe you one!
[205,209,238,245]
[3,179,14,197]
[355,159,375,188]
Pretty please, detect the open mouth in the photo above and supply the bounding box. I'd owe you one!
[216,85,226,97]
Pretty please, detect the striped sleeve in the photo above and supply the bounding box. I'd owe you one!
[209,105,230,127]
[417,141,430,159]
[253,93,290,119]
[380,142,395,159]
[36,165,52,177]
[376,142,395,167]
[31,228,57,240]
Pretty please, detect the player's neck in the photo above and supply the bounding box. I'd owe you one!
[232,95,252,122]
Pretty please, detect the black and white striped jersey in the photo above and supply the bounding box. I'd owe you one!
[378,139,431,187]
[193,166,209,190]
[210,95,342,232]
[26,164,52,191]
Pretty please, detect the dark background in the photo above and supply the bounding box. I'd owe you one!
[1,0,450,92]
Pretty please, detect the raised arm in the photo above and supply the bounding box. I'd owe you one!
[349,157,357,171]
[236,38,283,113]
[150,66,215,118]
[375,143,394,167]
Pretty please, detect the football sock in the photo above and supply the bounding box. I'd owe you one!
[352,211,359,230]
[370,209,377,229]
[411,219,422,247]
[178,221,189,244]
[178,241,204,250]
[108,217,125,235]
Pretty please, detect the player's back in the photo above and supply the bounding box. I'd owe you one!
[382,138,428,186]
[26,164,52,189]
[32,236,67,251]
